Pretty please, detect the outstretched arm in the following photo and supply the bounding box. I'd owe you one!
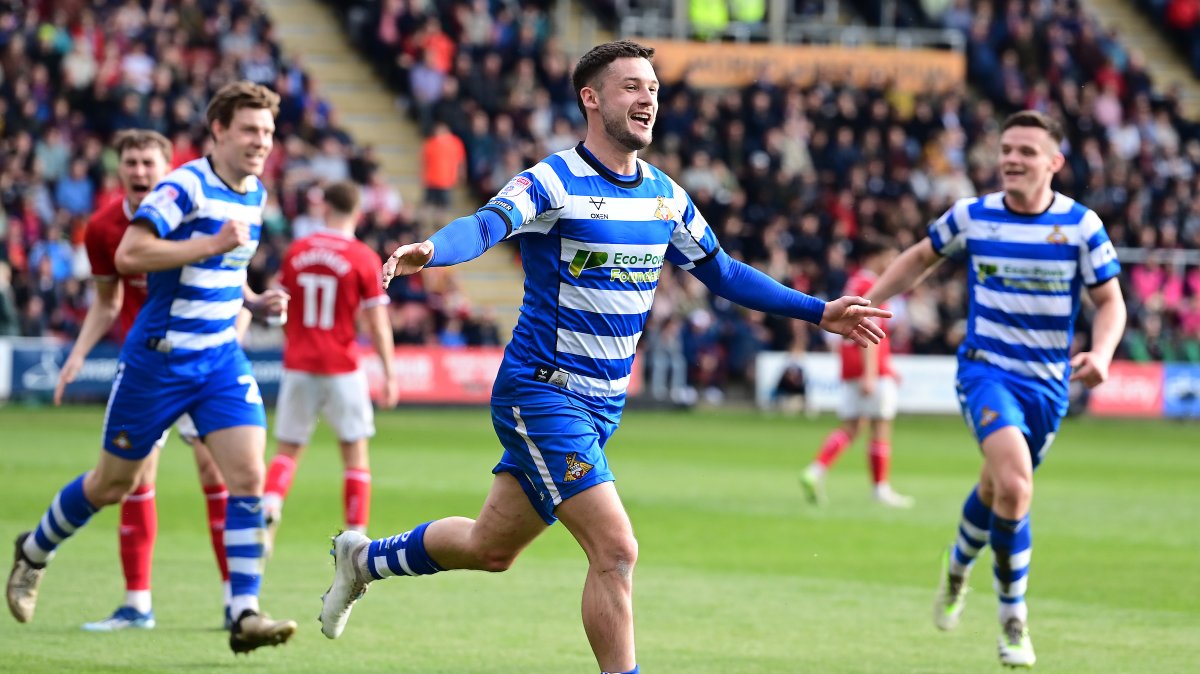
[688,250,891,346]
[1070,278,1126,388]
[863,238,944,308]
[54,278,122,405]
[382,209,510,288]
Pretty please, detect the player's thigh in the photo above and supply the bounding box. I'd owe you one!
[274,369,321,445]
[490,399,615,526]
[865,376,899,421]
[102,361,194,461]
[837,380,863,420]
[189,353,267,439]
[204,424,267,494]
[555,481,636,566]
[322,370,375,442]
[132,443,163,489]
[468,471,552,558]
[1015,386,1062,470]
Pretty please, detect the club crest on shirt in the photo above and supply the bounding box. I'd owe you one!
[1046,226,1068,244]
[142,185,178,212]
[563,452,594,482]
[498,175,532,197]
[113,431,132,450]
[980,406,999,427]
[653,196,674,221]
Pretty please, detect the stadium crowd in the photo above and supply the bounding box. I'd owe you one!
[3,0,1199,405]
[335,0,1200,402]
[0,0,500,349]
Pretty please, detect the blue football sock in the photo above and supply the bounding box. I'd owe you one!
[25,474,97,564]
[990,513,1032,614]
[949,485,992,576]
[225,496,266,614]
[602,667,638,674]
[366,521,444,579]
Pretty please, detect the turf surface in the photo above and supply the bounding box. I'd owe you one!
[0,405,1195,673]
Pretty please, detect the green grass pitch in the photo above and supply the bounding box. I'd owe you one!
[0,405,1196,673]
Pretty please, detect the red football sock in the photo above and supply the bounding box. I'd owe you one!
[343,469,371,530]
[119,485,157,592]
[203,483,230,581]
[815,429,852,469]
[869,440,892,485]
[264,454,297,501]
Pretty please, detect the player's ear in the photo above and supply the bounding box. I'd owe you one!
[1048,149,1065,173]
[580,85,600,111]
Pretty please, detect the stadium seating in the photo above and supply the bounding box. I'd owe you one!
[0,0,499,347]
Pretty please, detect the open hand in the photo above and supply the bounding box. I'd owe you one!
[382,241,435,289]
[53,355,84,406]
[820,296,891,348]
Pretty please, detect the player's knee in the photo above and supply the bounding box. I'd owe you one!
[993,472,1033,507]
[88,473,138,506]
[594,536,638,580]
[475,545,520,573]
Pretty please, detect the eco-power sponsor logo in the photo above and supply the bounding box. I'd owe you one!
[568,248,665,283]
[975,259,1071,292]
[569,250,609,278]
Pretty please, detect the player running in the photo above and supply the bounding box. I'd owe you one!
[261,180,398,548]
[51,130,235,631]
[318,41,890,673]
[7,82,298,653]
[800,239,913,508]
[864,110,1126,668]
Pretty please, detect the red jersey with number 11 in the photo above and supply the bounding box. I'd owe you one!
[279,229,389,374]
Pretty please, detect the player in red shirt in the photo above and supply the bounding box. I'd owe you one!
[800,239,914,508]
[52,130,235,630]
[262,180,398,546]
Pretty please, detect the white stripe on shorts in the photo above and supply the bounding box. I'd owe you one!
[512,406,562,506]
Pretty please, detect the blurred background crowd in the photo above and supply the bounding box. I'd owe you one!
[1,0,1198,406]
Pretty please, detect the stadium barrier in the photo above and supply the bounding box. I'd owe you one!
[754,351,960,413]
[1,336,1190,416]
[645,39,965,92]
[754,351,1200,420]
[0,340,633,406]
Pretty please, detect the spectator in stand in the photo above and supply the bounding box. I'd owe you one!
[419,121,466,237]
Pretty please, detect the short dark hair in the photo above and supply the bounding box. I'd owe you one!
[1001,110,1064,145]
[572,40,655,118]
[858,237,897,262]
[112,129,172,163]
[206,80,280,131]
[323,179,361,215]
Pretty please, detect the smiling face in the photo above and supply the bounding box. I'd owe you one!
[999,125,1064,203]
[117,145,170,210]
[211,106,275,182]
[584,56,658,152]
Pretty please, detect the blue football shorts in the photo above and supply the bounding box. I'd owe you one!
[956,361,1063,469]
[101,352,266,459]
[490,395,618,525]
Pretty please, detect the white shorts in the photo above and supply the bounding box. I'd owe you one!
[838,377,898,420]
[153,413,199,449]
[275,368,375,444]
